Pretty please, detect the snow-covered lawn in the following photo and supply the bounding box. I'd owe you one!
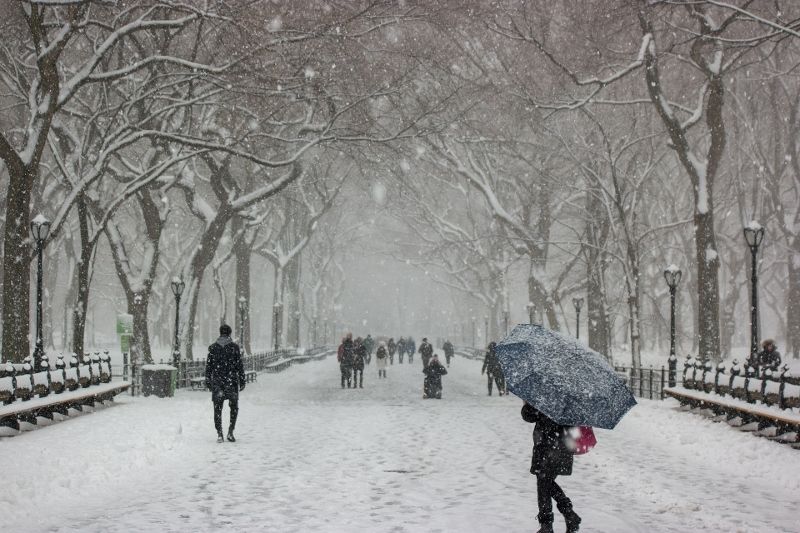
[2,352,798,532]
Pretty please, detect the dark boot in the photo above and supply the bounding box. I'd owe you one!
[226,431,236,442]
[217,432,224,443]
[536,512,554,533]
[557,501,581,532]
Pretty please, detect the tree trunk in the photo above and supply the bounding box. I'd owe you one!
[695,210,721,361]
[787,251,800,359]
[71,196,93,357]
[1,163,32,362]
[234,225,252,354]
[285,255,302,348]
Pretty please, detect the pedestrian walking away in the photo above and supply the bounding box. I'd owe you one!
[423,354,448,399]
[205,324,246,443]
[482,342,506,396]
[419,337,434,368]
[387,337,397,365]
[339,334,355,388]
[397,337,405,364]
[375,342,388,379]
[407,337,416,364]
[353,337,367,388]
[521,402,581,533]
[364,334,375,365]
[442,339,454,367]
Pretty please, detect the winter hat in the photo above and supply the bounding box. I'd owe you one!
[762,339,776,348]
[422,337,428,342]
[220,324,232,336]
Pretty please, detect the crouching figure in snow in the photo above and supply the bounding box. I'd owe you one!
[206,324,245,443]
[422,354,447,399]
[521,402,581,533]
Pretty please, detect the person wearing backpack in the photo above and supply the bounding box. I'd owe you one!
[419,337,434,368]
[205,324,245,443]
[521,402,581,533]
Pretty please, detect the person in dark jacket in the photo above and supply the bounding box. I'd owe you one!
[419,337,434,368]
[521,403,581,533]
[482,342,506,396]
[407,338,416,364]
[339,334,355,388]
[757,339,782,373]
[397,337,405,364]
[442,340,454,367]
[353,337,367,388]
[387,338,397,365]
[205,324,245,443]
[423,354,448,399]
[364,334,375,364]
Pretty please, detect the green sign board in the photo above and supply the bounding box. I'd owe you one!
[116,314,133,335]
[120,334,131,353]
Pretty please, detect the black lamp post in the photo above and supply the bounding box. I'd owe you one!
[312,315,318,347]
[30,215,51,372]
[743,221,765,363]
[170,276,185,367]
[572,297,584,339]
[484,315,489,344]
[238,296,247,352]
[664,265,682,387]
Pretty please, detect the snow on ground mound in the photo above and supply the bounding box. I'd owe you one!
[1,352,798,532]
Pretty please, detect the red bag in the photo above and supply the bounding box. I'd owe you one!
[573,426,597,455]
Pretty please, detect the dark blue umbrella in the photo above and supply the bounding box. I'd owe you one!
[496,324,636,430]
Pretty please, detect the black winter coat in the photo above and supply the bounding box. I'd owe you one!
[353,345,367,370]
[482,349,502,376]
[423,360,447,395]
[340,339,355,368]
[521,403,573,477]
[387,340,396,355]
[757,348,782,371]
[206,336,245,400]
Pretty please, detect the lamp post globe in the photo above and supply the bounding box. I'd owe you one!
[30,215,51,372]
[743,221,765,362]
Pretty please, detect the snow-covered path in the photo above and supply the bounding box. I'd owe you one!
[2,351,798,532]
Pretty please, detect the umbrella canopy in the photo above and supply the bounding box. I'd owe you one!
[496,324,636,430]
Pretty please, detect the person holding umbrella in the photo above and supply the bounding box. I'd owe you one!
[521,402,580,533]
[495,324,637,533]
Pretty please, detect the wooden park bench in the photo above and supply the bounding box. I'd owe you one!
[0,353,129,434]
[664,356,800,448]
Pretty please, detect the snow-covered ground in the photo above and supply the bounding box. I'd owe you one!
[2,351,798,532]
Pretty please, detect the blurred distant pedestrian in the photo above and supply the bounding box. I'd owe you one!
[482,342,506,396]
[442,339,454,367]
[419,337,434,368]
[407,337,416,364]
[376,342,388,379]
[397,337,406,364]
[387,338,397,365]
[353,337,367,388]
[338,334,355,389]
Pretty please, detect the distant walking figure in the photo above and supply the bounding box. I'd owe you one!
[482,342,506,396]
[338,334,355,388]
[521,402,581,533]
[407,338,416,364]
[397,337,406,364]
[442,339,454,367]
[419,337,434,368]
[206,324,245,443]
[387,338,397,365]
[376,342,388,379]
[353,337,367,388]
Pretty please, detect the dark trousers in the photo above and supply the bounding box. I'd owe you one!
[341,366,351,388]
[213,397,238,435]
[398,351,404,363]
[353,368,363,387]
[378,369,386,378]
[536,475,572,523]
[487,373,505,394]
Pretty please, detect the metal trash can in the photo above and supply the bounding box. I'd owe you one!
[141,364,177,398]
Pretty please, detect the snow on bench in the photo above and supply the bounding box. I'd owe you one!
[0,353,129,434]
